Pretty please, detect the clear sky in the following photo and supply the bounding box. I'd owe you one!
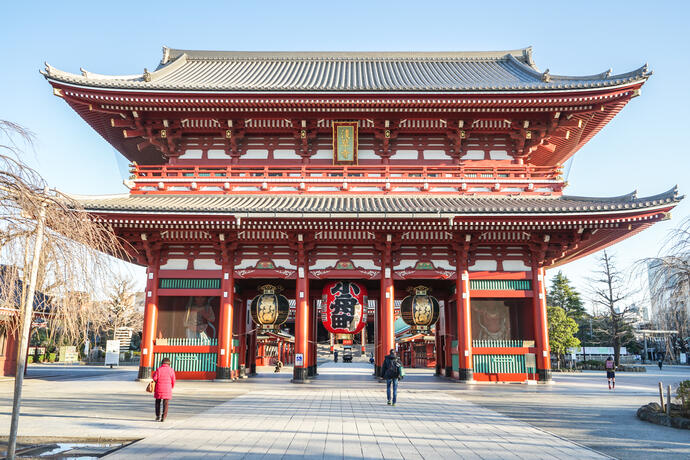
[3,1,689,305]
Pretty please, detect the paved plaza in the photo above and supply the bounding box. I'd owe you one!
[1,361,689,459]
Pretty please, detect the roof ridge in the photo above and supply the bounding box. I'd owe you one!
[163,48,533,62]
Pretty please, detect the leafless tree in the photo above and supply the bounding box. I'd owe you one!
[589,250,635,366]
[106,273,143,333]
[638,218,690,360]
[1,120,126,458]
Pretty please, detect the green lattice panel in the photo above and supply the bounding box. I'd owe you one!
[470,279,532,291]
[159,278,221,290]
[154,352,217,372]
[163,337,218,346]
[472,340,525,348]
[451,340,459,371]
[473,354,526,373]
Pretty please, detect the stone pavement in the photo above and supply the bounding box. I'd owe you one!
[106,364,608,459]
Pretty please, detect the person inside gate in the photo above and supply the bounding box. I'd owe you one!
[184,296,216,339]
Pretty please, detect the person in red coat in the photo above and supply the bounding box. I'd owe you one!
[152,357,176,422]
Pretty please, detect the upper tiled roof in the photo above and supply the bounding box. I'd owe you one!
[73,187,680,218]
[42,46,650,92]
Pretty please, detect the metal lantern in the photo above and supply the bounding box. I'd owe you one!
[250,284,290,330]
[321,281,368,334]
[400,286,440,333]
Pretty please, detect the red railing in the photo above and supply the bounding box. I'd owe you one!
[127,164,563,195]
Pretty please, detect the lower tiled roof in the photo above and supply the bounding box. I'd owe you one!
[73,188,681,218]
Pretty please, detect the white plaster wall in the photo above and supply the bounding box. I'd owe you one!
[461,150,485,160]
[207,149,231,159]
[423,150,452,160]
[272,258,297,270]
[468,260,498,271]
[502,260,531,272]
[273,149,300,159]
[358,149,378,160]
[160,258,188,270]
[244,149,269,159]
[312,149,333,159]
[193,259,221,270]
[235,258,260,269]
[179,149,203,159]
[391,150,418,160]
[489,149,511,160]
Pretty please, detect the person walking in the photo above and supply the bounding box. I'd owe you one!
[658,358,663,371]
[334,350,338,362]
[382,348,402,406]
[605,355,615,390]
[152,357,176,422]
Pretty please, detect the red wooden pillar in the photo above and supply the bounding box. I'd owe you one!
[379,237,395,377]
[238,296,248,378]
[138,262,159,380]
[216,264,235,380]
[443,298,453,377]
[307,297,317,377]
[532,263,552,381]
[293,235,309,382]
[249,322,257,376]
[434,313,442,375]
[456,251,474,381]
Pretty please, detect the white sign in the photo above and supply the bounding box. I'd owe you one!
[105,340,120,367]
[295,353,304,367]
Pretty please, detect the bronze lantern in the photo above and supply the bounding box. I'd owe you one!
[250,284,289,330]
[400,286,440,333]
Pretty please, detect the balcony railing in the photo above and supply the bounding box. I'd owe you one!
[127,163,563,195]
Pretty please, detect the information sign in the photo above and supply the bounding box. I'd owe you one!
[59,346,79,363]
[105,340,120,367]
[295,353,304,367]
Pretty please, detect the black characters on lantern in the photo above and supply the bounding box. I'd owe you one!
[329,281,361,330]
[321,281,367,334]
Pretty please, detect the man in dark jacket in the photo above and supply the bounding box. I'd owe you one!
[382,348,400,406]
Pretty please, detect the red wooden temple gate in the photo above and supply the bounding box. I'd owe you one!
[43,47,681,383]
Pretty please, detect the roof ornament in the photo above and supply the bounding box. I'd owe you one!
[605,68,612,78]
[143,68,152,82]
[161,46,171,65]
[80,67,88,77]
[541,69,551,82]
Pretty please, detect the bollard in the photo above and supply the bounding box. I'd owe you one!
[667,385,672,416]
[659,381,665,412]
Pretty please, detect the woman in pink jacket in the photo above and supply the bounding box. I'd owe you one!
[152,357,176,422]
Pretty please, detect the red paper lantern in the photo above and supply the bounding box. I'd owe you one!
[321,281,368,334]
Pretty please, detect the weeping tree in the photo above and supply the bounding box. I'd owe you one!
[639,218,690,361]
[0,120,125,459]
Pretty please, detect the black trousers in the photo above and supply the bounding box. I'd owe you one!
[155,398,169,419]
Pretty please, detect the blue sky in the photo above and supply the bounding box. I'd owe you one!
[3,1,689,305]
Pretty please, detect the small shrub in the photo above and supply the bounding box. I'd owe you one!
[48,353,56,363]
[677,380,690,416]
[37,354,44,363]
[27,356,33,364]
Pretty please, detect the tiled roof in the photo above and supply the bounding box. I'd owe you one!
[42,47,650,92]
[73,187,680,218]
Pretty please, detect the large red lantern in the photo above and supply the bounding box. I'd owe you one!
[321,281,368,334]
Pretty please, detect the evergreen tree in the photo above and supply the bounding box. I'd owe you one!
[547,271,586,320]
[547,306,581,369]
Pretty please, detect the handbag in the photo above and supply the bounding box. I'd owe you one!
[146,380,155,393]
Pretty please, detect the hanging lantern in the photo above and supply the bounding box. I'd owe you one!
[321,281,368,334]
[400,286,440,333]
[250,284,289,330]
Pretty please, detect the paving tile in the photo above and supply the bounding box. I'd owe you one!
[105,366,610,460]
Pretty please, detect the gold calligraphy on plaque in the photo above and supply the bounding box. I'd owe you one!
[332,121,358,165]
